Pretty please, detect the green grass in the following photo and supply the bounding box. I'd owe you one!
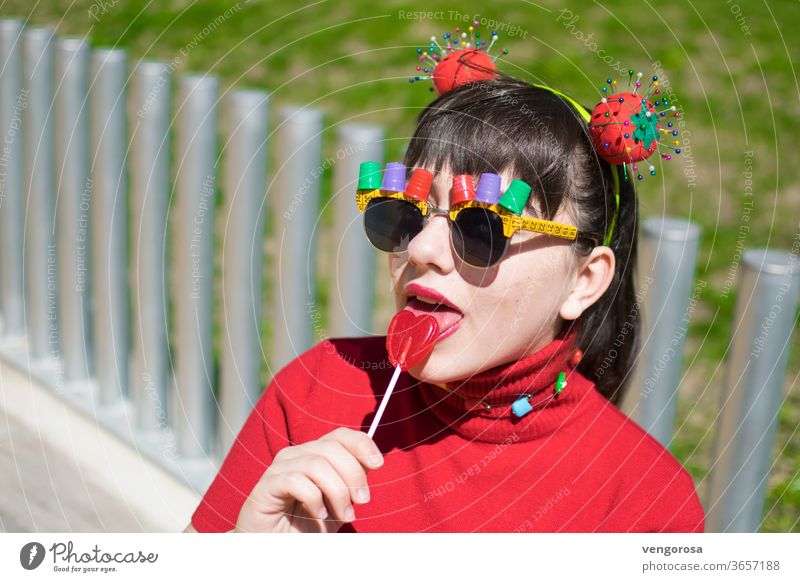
[4,0,798,531]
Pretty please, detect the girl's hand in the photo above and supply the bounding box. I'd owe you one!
[233,427,384,533]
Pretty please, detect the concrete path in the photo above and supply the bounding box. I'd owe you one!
[0,357,200,533]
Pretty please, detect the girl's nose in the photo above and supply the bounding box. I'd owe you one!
[405,214,454,272]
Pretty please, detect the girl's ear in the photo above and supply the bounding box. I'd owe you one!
[559,246,615,321]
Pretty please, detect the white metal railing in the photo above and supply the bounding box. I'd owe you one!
[0,19,797,532]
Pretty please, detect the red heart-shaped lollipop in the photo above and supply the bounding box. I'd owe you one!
[386,310,439,371]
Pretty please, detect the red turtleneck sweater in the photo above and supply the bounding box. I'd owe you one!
[191,333,705,532]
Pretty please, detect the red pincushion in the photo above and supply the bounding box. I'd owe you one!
[589,92,659,165]
[433,48,497,95]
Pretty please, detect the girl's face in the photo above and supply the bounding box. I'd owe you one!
[389,165,581,384]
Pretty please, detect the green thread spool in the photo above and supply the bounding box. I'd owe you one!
[498,179,532,215]
[358,161,382,190]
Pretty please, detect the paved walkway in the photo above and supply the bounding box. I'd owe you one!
[0,408,152,532]
[0,357,200,533]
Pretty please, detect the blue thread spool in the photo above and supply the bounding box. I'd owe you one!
[511,396,533,417]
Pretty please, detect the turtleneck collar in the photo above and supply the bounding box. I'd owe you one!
[415,329,597,443]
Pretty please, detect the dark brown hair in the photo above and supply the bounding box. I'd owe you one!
[403,75,639,404]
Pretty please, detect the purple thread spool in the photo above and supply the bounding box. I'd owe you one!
[382,162,407,192]
[475,173,501,204]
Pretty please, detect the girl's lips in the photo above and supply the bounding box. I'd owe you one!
[402,297,464,340]
[404,283,461,313]
[436,316,462,341]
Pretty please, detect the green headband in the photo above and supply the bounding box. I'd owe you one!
[532,83,620,247]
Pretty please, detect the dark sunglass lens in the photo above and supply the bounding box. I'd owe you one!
[364,198,423,253]
[452,207,509,267]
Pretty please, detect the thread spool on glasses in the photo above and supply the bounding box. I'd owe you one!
[356,161,600,269]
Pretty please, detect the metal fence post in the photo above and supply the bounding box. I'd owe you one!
[218,89,269,455]
[0,19,25,338]
[55,37,92,382]
[329,124,384,338]
[173,74,218,458]
[90,48,129,403]
[706,248,800,532]
[621,217,701,447]
[270,107,323,373]
[129,61,171,431]
[22,27,58,360]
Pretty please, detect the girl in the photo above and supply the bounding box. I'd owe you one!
[186,74,705,533]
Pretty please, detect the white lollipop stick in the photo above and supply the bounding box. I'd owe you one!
[367,320,437,439]
[366,363,403,439]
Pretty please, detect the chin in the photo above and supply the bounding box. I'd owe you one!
[407,347,475,384]
[407,364,460,385]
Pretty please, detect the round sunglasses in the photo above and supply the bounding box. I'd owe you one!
[356,163,599,268]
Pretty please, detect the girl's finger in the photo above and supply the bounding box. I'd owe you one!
[283,454,357,523]
[319,426,384,469]
[242,471,329,531]
[296,439,372,504]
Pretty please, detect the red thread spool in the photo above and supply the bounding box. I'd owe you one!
[450,174,476,208]
[405,168,434,203]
